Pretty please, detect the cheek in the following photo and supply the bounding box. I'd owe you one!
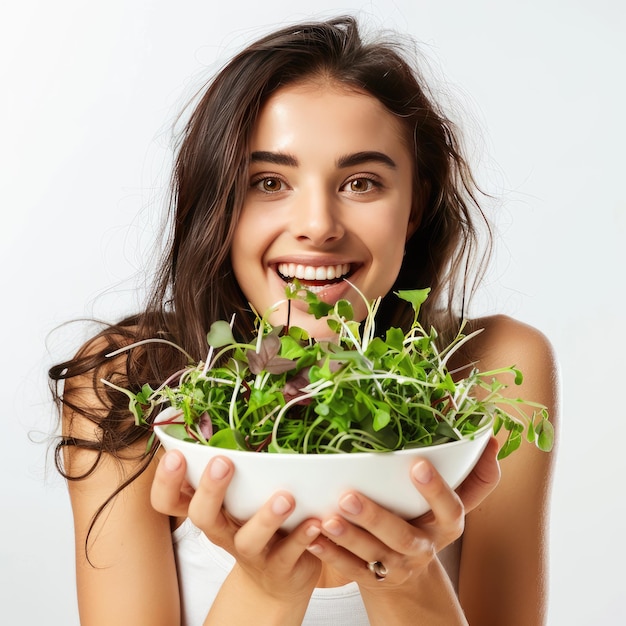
[374,219,408,262]
[231,212,258,269]
[230,234,256,300]
[365,222,408,295]
[230,236,245,280]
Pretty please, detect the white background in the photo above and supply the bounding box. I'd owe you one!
[2,1,624,623]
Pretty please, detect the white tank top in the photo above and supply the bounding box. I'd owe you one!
[173,518,461,625]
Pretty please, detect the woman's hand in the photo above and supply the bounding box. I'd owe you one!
[150,450,322,606]
[150,437,499,623]
[308,437,500,596]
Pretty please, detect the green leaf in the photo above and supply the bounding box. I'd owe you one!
[287,325,309,341]
[326,319,342,334]
[309,359,334,382]
[395,288,430,315]
[365,337,389,359]
[247,388,278,412]
[305,291,334,318]
[536,417,555,452]
[279,335,307,360]
[327,350,368,367]
[435,421,459,440]
[372,408,391,431]
[267,440,299,453]
[136,383,154,403]
[526,419,536,443]
[497,428,522,459]
[442,372,456,392]
[208,428,246,449]
[330,414,350,431]
[163,424,189,439]
[344,320,361,341]
[335,299,354,320]
[385,327,405,351]
[315,403,330,417]
[329,398,348,415]
[206,320,235,348]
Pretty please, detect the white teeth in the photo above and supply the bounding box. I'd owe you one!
[277,263,350,281]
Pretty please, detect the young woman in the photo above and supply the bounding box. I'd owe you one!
[50,16,558,625]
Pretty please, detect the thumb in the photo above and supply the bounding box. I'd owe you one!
[455,437,501,514]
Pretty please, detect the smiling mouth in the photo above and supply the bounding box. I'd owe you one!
[276,262,352,287]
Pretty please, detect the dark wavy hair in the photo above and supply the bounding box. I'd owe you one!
[50,16,491,538]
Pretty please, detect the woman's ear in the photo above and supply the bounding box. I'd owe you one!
[406,209,421,241]
[406,179,430,241]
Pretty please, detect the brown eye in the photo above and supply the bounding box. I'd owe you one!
[260,177,282,192]
[345,178,375,193]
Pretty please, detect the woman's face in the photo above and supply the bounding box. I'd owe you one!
[231,81,417,338]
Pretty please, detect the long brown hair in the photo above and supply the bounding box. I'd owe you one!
[50,15,491,519]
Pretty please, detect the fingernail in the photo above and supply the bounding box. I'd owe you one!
[209,457,229,480]
[412,460,433,484]
[163,451,182,472]
[305,523,321,539]
[339,493,362,515]
[272,495,292,516]
[322,518,344,537]
[307,542,323,555]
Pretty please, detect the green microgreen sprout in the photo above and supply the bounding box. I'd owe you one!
[104,283,554,460]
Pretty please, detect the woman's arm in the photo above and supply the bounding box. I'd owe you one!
[151,435,499,626]
[304,437,501,625]
[151,451,323,625]
[298,315,557,625]
[459,315,560,625]
[141,314,557,625]
[65,336,324,626]
[62,353,182,625]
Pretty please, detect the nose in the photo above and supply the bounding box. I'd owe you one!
[289,187,345,246]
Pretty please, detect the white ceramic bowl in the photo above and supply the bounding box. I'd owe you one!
[154,408,492,530]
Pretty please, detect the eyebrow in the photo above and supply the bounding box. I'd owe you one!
[249,150,397,169]
[336,151,397,169]
[250,151,298,166]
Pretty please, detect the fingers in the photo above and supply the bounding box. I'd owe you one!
[455,436,501,513]
[199,482,322,586]
[233,494,324,569]
[408,459,465,543]
[187,456,236,540]
[152,451,239,542]
[234,495,322,567]
[233,492,296,556]
[151,450,195,517]
[325,458,465,553]
[152,451,322,596]
[185,458,318,566]
[310,455,480,585]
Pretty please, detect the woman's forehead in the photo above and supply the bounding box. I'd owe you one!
[250,82,411,159]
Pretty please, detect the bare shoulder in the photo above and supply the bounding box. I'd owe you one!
[60,326,155,494]
[59,329,180,624]
[61,327,140,445]
[459,315,560,624]
[459,315,560,433]
[466,314,558,381]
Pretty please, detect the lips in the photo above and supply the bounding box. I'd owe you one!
[276,262,351,283]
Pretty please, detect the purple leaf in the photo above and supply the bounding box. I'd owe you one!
[282,369,313,405]
[198,412,213,439]
[247,334,296,375]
